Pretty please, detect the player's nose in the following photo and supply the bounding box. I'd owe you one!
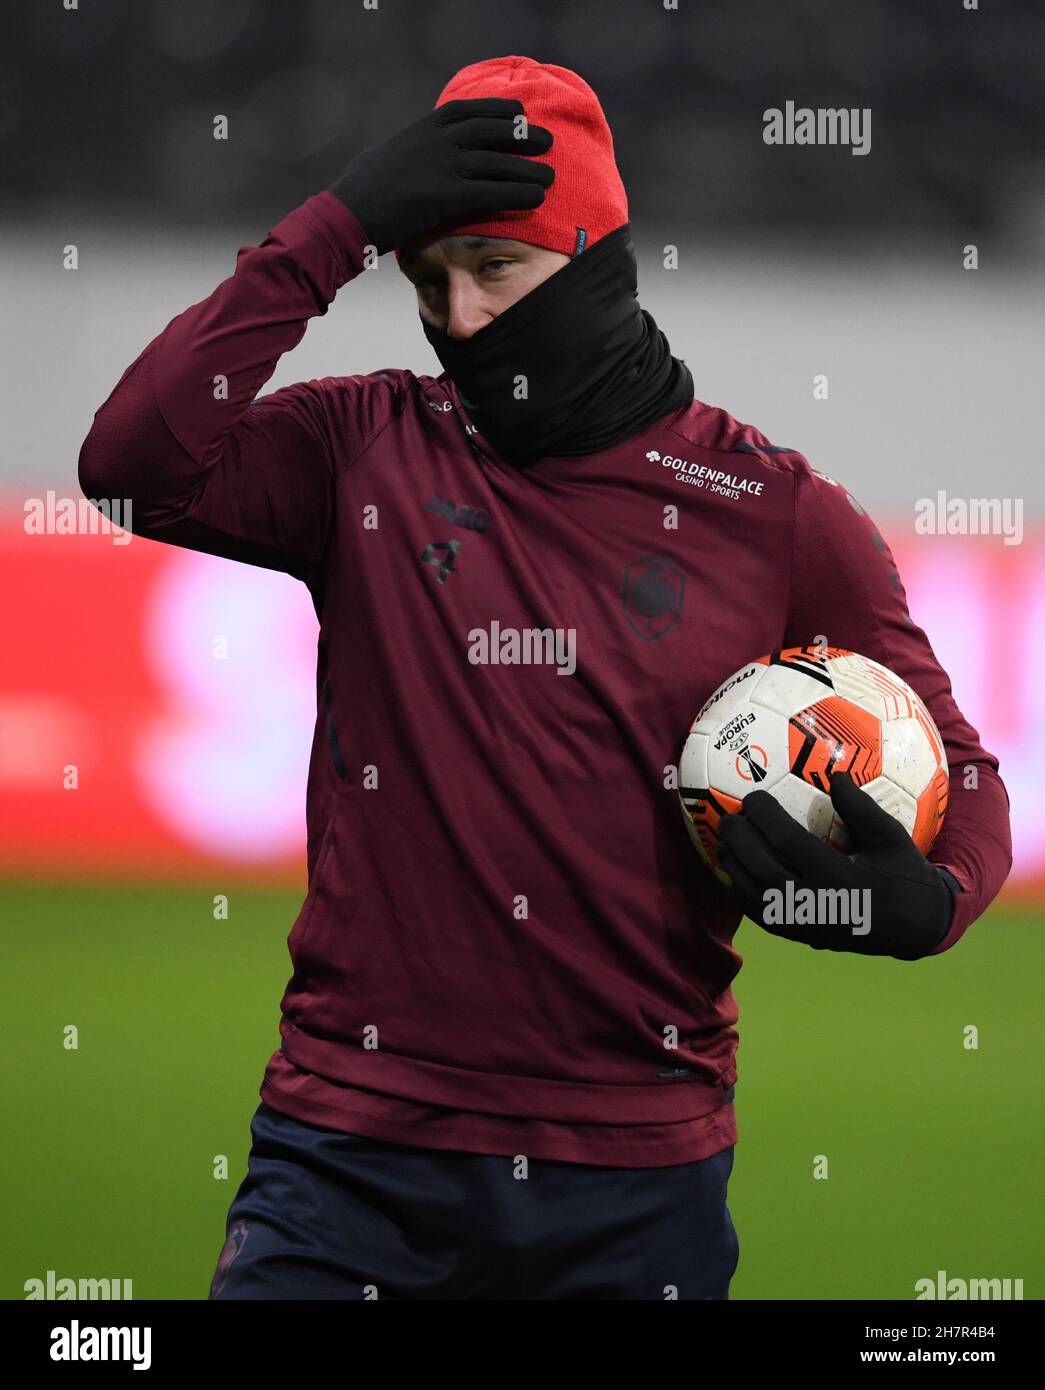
[445,276,494,341]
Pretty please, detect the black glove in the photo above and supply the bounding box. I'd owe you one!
[715,771,958,961]
[327,97,555,255]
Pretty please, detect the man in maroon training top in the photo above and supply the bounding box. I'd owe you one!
[79,56,1012,1300]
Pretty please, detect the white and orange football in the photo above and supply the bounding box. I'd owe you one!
[678,646,949,884]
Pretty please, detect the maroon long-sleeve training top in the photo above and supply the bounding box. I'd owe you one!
[78,191,1012,1167]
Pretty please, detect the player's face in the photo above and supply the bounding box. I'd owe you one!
[399,235,571,340]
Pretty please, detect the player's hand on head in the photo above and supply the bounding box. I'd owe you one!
[328,98,555,255]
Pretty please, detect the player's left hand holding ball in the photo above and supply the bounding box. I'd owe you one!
[715,771,958,960]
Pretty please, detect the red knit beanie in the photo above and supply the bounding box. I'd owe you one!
[396,55,628,260]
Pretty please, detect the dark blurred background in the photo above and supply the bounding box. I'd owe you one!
[4,0,1044,248]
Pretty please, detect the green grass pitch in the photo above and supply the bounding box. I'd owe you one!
[3,879,1041,1300]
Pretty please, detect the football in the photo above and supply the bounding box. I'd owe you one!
[678,646,949,884]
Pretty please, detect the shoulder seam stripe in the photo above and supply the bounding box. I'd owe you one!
[732,442,797,454]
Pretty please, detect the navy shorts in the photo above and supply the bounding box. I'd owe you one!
[210,1099,740,1301]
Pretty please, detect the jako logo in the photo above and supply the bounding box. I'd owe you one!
[423,493,490,534]
[763,101,871,156]
[467,621,576,676]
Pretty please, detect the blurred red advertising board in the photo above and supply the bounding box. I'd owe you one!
[1,502,1039,892]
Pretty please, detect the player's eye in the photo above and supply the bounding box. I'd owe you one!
[480,258,513,275]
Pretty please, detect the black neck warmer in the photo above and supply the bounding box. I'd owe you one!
[421,223,694,467]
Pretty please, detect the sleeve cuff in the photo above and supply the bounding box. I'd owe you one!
[926,862,972,955]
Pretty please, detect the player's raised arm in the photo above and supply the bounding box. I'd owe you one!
[782,461,1013,955]
[76,98,554,582]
